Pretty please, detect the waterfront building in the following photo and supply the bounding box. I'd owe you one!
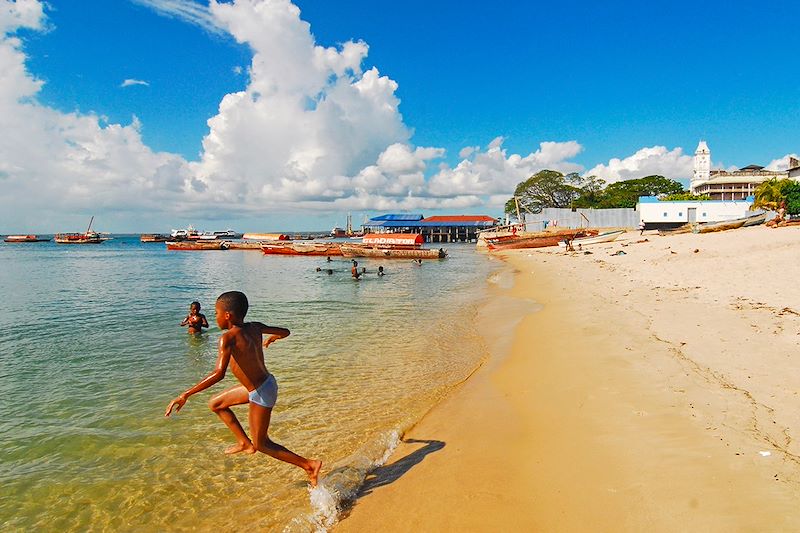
[362,214,497,242]
[637,195,753,229]
[690,140,788,199]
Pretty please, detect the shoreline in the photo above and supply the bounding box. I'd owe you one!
[334,226,800,531]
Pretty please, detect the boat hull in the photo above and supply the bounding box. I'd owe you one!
[4,235,50,242]
[487,229,597,251]
[693,219,746,234]
[339,244,446,259]
[261,242,343,256]
[557,230,625,247]
[166,241,229,251]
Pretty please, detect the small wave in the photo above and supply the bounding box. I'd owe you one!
[283,430,401,532]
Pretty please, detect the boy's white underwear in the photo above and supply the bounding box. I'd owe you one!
[249,374,278,408]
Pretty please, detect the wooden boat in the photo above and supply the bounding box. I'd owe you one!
[166,240,230,251]
[340,243,446,259]
[693,218,747,234]
[226,241,267,250]
[4,235,50,243]
[140,234,170,242]
[741,212,767,227]
[261,242,343,256]
[55,217,108,244]
[487,229,598,251]
[557,230,625,248]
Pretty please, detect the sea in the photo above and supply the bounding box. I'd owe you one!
[0,235,505,532]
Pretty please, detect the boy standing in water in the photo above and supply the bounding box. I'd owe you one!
[165,291,322,486]
[180,301,209,334]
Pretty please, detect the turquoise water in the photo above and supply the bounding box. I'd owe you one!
[0,236,498,531]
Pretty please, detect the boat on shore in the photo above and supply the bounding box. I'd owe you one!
[340,233,446,259]
[140,234,170,242]
[55,217,108,244]
[166,240,230,251]
[261,242,343,256]
[557,229,625,248]
[487,229,598,251]
[741,212,768,227]
[243,233,290,241]
[693,218,747,234]
[4,235,50,243]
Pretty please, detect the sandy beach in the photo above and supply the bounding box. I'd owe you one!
[335,225,800,531]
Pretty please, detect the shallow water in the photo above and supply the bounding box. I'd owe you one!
[0,236,498,531]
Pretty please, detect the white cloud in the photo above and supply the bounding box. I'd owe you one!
[584,146,693,183]
[765,154,800,171]
[130,0,224,35]
[120,78,149,88]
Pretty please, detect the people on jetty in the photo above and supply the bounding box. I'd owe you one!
[180,301,209,334]
[165,291,322,487]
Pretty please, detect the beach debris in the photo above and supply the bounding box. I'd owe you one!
[611,250,626,256]
[583,251,592,255]
[693,249,700,253]
[670,250,677,254]
[759,451,772,457]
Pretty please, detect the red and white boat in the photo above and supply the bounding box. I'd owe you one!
[340,233,447,259]
[4,234,51,243]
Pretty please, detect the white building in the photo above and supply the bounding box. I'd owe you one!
[637,196,752,228]
[690,140,788,199]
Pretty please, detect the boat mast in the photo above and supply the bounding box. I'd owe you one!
[86,216,95,234]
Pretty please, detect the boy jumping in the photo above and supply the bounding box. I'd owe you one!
[165,291,322,486]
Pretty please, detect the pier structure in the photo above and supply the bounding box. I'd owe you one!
[362,214,497,243]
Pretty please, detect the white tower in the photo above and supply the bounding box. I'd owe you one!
[692,140,710,193]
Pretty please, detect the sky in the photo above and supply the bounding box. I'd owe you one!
[1,0,798,232]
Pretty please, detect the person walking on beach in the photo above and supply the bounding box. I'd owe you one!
[638,220,646,235]
[180,301,209,334]
[165,291,322,487]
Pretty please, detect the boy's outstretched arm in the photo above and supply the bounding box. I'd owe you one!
[256,324,290,348]
[179,315,189,326]
[164,335,233,416]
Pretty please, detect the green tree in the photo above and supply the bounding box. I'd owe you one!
[753,178,790,211]
[571,175,607,208]
[596,175,684,208]
[504,170,581,215]
[784,181,800,215]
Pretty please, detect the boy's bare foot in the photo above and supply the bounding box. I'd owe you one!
[307,460,322,487]
[225,442,256,455]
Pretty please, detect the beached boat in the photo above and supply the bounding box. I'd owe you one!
[693,218,747,234]
[226,241,267,250]
[55,217,108,244]
[557,229,625,248]
[487,229,598,251]
[742,212,768,227]
[261,242,343,256]
[339,233,446,259]
[166,240,230,251]
[4,235,50,243]
[140,233,170,242]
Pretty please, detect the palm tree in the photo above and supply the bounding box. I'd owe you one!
[753,178,789,211]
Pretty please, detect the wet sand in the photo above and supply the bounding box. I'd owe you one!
[335,225,800,531]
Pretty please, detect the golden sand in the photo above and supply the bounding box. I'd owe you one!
[336,225,800,531]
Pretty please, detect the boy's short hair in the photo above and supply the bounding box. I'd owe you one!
[191,301,201,309]
[217,291,248,318]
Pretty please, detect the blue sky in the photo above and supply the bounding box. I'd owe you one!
[1,0,798,232]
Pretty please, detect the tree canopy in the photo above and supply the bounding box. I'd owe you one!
[754,178,800,215]
[505,170,685,214]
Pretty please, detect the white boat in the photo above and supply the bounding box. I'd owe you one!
[557,229,625,248]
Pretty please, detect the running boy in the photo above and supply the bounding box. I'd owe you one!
[180,301,209,334]
[165,291,322,486]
